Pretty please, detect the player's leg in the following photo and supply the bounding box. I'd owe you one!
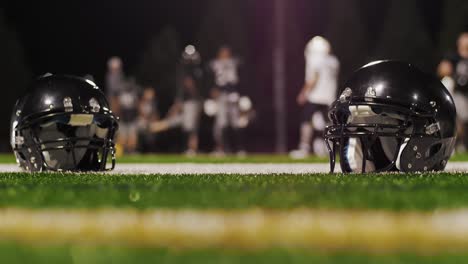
[310,104,329,157]
[299,123,313,151]
[290,103,314,159]
[454,93,468,152]
[126,122,138,154]
[182,100,201,155]
[186,132,199,156]
[213,93,228,155]
[227,98,245,154]
[117,122,129,153]
[234,127,247,157]
[213,122,226,155]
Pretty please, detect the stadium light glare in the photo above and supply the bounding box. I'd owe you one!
[375,83,385,93]
[44,97,52,106]
[363,60,385,68]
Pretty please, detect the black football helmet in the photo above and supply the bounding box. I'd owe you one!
[325,61,457,173]
[10,74,119,172]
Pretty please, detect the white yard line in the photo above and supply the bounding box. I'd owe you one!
[2,162,468,174]
[111,163,332,174]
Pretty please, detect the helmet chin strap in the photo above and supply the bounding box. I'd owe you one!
[395,138,410,171]
[345,138,376,173]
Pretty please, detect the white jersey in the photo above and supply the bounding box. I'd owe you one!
[210,58,240,87]
[305,54,339,105]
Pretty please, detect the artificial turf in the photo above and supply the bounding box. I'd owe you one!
[1,155,468,263]
[0,172,468,210]
[2,243,468,264]
[1,152,468,163]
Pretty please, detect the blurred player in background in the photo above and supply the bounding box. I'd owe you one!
[290,36,339,159]
[105,57,127,155]
[106,57,140,154]
[180,45,203,82]
[438,60,455,94]
[138,87,159,153]
[149,46,203,155]
[169,76,202,155]
[106,57,125,113]
[209,46,245,156]
[119,77,141,154]
[438,32,468,151]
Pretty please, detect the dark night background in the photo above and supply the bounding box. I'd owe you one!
[0,0,467,152]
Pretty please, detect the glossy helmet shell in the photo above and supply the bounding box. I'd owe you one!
[325,60,456,173]
[10,74,119,172]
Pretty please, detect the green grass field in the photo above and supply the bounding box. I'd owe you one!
[1,172,468,210]
[1,172,468,263]
[0,152,467,164]
[2,153,468,263]
[4,243,468,264]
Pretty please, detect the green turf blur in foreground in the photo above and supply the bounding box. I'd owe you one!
[3,172,468,262]
[0,153,330,164]
[1,172,468,210]
[1,152,468,165]
[1,242,468,264]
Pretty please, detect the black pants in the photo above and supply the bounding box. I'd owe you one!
[301,103,328,124]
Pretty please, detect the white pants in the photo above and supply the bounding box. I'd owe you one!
[214,92,240,146]
[454,92,468,122]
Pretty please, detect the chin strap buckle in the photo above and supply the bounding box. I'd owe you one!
[425,122,440,135]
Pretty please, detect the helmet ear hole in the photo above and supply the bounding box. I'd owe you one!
[427,143,442,158]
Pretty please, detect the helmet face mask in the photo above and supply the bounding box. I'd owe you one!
[325,61,457,173]
[11,75,118,172]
